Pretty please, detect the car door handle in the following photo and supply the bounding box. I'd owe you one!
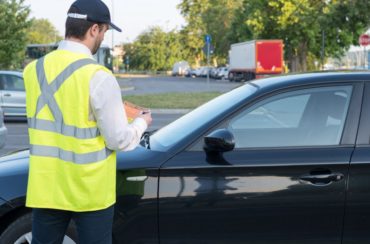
[299,173,344,185]
[126,176,148,182]
[3,93,11,97]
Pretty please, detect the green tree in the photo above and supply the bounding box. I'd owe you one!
[125,27,186,71]
[178,0,243,66]
[0,0,31,69]
[27,18,62,44]
[178,0,208,66]
[231,0,370,71]
[201,0,243,65]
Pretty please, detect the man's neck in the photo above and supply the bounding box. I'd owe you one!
[65,37,93,53]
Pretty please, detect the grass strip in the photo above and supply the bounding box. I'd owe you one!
[123,92,222,109]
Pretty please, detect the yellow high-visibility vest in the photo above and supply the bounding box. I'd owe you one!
[23,50,116,211]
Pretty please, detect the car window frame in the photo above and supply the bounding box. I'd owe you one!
[187,81,363,151]
[355,82,370,146]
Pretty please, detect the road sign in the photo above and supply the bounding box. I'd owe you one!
[359,34,370,46]
[204,35,212,89]
[205,34,212,44]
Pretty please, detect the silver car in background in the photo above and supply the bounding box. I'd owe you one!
[0,106,7,148]
[0,71,26,118]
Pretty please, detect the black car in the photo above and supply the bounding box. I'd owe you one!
[1,72,370,243]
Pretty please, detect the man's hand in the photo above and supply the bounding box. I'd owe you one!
[138,111,152,126]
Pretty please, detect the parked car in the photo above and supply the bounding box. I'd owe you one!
[184,68,196,78]
[2,72,370,243]
[193,67,203,77]
[209,67,218,79]
[199,66,210,77]
[216,67,229,80]
[0,71,26,118]
[0,107,7,149]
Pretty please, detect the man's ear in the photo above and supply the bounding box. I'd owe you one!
[89,24,100,38]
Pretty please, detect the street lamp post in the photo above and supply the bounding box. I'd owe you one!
[110,0,115,72]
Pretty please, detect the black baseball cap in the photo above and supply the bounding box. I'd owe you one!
[67,0,122,32]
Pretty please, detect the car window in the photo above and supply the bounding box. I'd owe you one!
[2,75,25,91]
[150,84,258,150]
[231,94,310,129]
[0,75,5,90]
[227,86,352,148]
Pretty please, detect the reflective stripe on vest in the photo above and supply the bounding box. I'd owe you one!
[29,56,112,164]
[28,118,99,139]
[30,144,113,165]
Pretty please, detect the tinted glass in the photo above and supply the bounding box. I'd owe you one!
[150,84,258,150]
[228,86,352,148]
[231,95,310,129]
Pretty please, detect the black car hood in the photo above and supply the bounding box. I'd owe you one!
[0,146,167,173]
[0,146,167,163]
[0,149,29,164]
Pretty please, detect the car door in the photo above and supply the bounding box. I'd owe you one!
[342,82,370,244]
[158,83,362,244]
[112,149,164,244]
[0,74,26,116]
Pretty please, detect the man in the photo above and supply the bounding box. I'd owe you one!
[23,0,152,243]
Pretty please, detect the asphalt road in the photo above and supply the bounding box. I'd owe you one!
[1,121,29,155]
[0,76,239,156]
[0,112,184,156]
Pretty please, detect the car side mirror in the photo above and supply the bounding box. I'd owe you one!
[203,129,235,153]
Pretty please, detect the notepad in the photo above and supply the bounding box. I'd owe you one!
[124,101,149,123]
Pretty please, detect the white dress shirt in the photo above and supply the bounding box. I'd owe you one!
[58,40,147,151]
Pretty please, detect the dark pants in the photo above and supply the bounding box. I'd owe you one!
[31,205,114,244]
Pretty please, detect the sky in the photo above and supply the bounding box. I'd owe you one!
[24,0,186,47]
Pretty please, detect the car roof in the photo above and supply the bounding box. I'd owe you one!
[0,70,23,76]
[250,71,370,92]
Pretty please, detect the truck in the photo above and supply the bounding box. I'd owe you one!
[228,40,284,82]
[172,61,190,76]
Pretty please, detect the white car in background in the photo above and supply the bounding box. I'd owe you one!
[194,67,204,77]
[216,67,229,80]
[0,71,26,118]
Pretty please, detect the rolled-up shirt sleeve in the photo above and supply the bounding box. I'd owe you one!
[89,70,147,151]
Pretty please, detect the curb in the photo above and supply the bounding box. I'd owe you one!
[121,86,135,91]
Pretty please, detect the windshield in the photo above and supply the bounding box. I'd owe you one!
[150,84,258,151]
